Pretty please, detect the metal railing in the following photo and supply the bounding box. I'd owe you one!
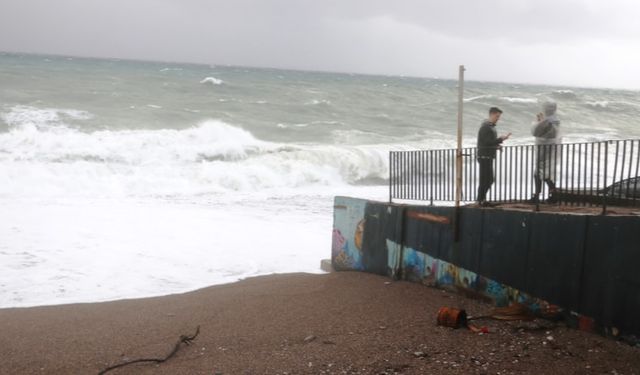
[389,139,640,207]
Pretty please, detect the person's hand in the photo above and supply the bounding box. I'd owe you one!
[500,132,512,141]
[537,112,544,122]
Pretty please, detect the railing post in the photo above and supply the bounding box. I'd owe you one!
[602,142,609,215]
[455,65,465,209]
[389,151,392,203]
[454,65,465,242]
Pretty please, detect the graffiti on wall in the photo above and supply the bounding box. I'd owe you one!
[333,196,554,314]
[332,197,367,271]
[398,245,551,311]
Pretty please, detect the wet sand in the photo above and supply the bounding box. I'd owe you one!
[1,272,638,374]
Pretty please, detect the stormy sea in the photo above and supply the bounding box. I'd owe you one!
[1,52,639,307]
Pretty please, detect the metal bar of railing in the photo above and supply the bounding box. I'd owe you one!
[626,141,634,200]
[498,149,503,201]
[602,142,609,214]
[633,140,640,206]
[389,151,393,202]
[452,149,455,201]
[576,143,581,205]
[589,143,594,206]
[619,141,627,200]
[435,150,439,201]
[524,145,529,200]
[450,149,455,200]
[418,151,423,201]
[596,142,601,202]
[428,150,433,203]
[442,149,446,200]
[451,149,455,200]
[411,151,419,199]
[402,152,407,199]
[407,151,412,200]
[612,141,620,200]
[507,148,514,200]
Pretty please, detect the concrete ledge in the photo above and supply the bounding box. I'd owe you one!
[320,259,334,273]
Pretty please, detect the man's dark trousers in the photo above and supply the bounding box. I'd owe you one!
[477,157,494,202]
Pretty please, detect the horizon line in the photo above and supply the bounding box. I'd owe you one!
[1,49,638,93]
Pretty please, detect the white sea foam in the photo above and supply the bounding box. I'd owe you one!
[0,117,391,307]
[463,94,493,102]
[159,67,183,72]
[586,100,609,109]
[200,76,224,85]
[1,105,93,130]
[499,97,538,104]
[305,99,331,106]
[0,119,392,199]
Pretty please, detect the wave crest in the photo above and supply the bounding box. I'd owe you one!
[1,105,93,131]
[200,77,224,85]
[0,119,390,198]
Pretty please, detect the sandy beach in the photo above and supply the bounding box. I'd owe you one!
[1,272,638,374]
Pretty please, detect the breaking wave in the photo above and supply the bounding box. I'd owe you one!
[200,76,224,85]
[499,97,538,104]
[0,118,390,198]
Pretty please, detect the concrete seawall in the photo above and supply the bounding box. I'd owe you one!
[331,196,640,340]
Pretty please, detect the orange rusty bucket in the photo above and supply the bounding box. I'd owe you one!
[437,307,467,328]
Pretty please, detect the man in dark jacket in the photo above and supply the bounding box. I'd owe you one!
[476,107,511,205]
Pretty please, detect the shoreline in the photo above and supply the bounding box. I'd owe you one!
[1,272,639,374]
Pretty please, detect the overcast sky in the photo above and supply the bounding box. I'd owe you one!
[1,0,639,89]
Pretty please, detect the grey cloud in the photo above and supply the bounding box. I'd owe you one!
[0,0,639,89]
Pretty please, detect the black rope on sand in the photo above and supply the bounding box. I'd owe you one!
[98,326,200,375]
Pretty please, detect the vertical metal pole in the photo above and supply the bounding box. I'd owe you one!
[510,147,514,201]
[455,65,465,208]
[522,146,531,199]
[612,141,620,201]
[634,140,640,206]
[413,151,416,200]
[389,151,393,203]
[626,141,634,199]
[430,150,434,204]
[589,143,594,206]
[402,152,406,199]
[602,142,609,215]
[565,143,570,204]
[596,142,601,205]
[577,144,582,205]
[620,140,628,200]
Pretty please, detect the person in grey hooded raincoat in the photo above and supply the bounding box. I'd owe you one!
[530,101,561,203]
